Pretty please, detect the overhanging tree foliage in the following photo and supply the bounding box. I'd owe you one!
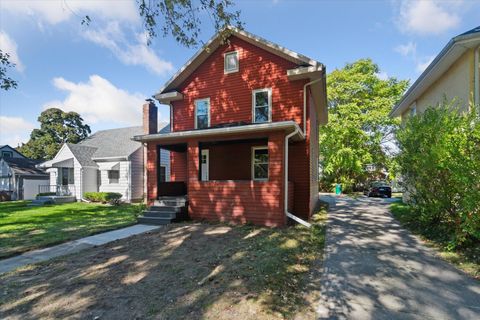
[18,108,91,160]
[0,50,18,90]
[319,59,409,191]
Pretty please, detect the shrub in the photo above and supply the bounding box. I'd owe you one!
[37,192,56,197]
[395,102,480,248]
[84,192,123,205]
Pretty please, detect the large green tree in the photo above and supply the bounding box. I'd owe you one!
[319,59,409,191]
[18,108,91,160]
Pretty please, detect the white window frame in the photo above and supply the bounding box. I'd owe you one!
[194,98,210,129]
[251,146,269,181]
[224,50,239,74]
[252,88,272,123]
[108,170,120,184]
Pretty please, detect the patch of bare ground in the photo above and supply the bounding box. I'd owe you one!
[0,209,326,320]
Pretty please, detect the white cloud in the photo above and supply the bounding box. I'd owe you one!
[0,31,25,72]
[0,116,35,146]
[44,75,146,126]
[2,0,139,25]
[83,22,174,75]
[375,72,389,80]
[397,0,461,35]
[416,55,435,73]
[395,42,416,57]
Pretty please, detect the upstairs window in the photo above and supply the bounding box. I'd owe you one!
[224,51,239,73]
[252,146,269,181]
[252,89,272,123]
[1,151,13,158]
[195,98,210,129]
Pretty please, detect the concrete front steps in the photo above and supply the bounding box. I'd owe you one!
[137,196,188,225]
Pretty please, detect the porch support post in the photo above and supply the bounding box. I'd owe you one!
[146,142,157,203]
[267,131,286,225]
[187,139,199,185]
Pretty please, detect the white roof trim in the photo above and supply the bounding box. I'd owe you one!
[155,26,324,99]
[133,121,304,143]
[391,29,480,117]
[157,91,183,104]
[97,162,120,171]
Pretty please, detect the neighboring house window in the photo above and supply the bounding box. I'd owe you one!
[159,165,166,182]
[1,151,13,158]
[224,51,239,73]
[252,89,272,123]
[61,167,74,185]
[108,170,120,184]
[252,146,269,181]
[409,102,417,117]
[195,98,210,129]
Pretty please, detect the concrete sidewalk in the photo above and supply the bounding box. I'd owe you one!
[0,224,160,274]
[317,195,480,319]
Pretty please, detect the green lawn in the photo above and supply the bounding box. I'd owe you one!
[390,201,480,279]
[0,201,143,259]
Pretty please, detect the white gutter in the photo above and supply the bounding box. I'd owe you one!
[133,121,303,142]
[303,78,323,135]
[284,127,311,228]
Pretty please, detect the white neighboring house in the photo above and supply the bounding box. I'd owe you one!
[38,125,170,202]
[0,145,50,200]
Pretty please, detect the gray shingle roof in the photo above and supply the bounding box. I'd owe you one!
[3,157,48,176]
[459,26,480,36]
[66,144,98,167]
[76,123,169,160]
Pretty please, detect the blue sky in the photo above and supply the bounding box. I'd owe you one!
[0,0,479,146]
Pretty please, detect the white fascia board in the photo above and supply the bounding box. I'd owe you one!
[287,65,323,80]
[132,121,304,143]
[391,34,480,117]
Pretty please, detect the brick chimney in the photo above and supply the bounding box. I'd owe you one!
[143,99,158,134]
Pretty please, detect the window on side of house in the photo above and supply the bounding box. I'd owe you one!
[108,170,120,184]
[252,89,272,123]
[61,167,74,185]
[1,151,13,158]
[224,51,239,73]
[195,98,210,129]
[252,146,269,181]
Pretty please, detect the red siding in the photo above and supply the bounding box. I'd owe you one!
[171,35,308,132]
[170,151,187,182]
[144,33,322,226]
[187,131,286,226]
[146,142,157,203]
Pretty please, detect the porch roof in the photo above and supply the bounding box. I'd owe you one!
[132,121,304,143]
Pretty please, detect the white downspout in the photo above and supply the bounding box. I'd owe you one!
[284,127,311,228]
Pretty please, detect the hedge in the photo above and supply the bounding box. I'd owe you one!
[395,103,480,248]
[84,192,123,204]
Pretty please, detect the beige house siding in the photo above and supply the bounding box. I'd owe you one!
[401,49,476,119]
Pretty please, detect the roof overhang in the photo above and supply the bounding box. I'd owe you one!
[97,162,120,171]
[38,158,74,169]
[132,121,304,144]
[154,26,324,102]
[390,29,480,117]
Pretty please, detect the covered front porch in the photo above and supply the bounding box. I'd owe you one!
[136,121,303,227]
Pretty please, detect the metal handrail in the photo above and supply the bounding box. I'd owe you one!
[38,185,75,196]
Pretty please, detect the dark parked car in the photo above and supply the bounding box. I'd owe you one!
[364,181,392,198]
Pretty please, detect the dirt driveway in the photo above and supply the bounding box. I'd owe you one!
[317,195,480,319]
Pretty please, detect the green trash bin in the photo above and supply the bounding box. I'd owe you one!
[335,183,342,195]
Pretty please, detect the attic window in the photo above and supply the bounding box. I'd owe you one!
[224,51,239,73]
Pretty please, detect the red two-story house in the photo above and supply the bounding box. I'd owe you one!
[134,27,327,227]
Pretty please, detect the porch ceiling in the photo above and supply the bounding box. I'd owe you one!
[132,120,304,144]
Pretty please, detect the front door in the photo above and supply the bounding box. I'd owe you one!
[201,149,209,181]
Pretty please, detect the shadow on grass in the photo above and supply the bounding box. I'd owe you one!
[0,209,327,319]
